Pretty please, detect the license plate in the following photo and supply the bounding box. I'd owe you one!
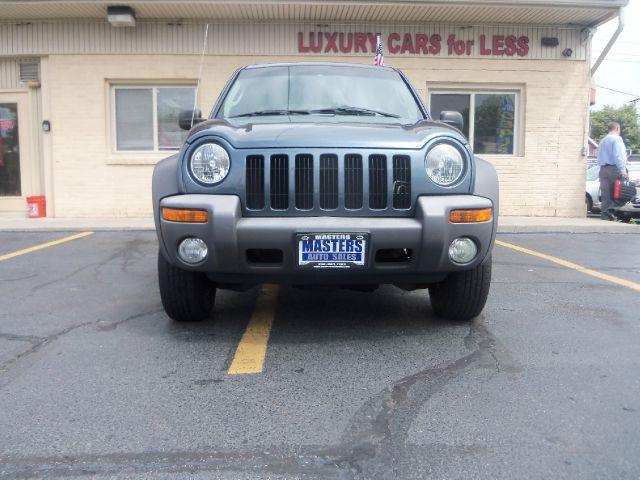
[297,233,368,269]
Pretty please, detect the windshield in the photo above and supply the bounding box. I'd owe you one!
[586,166,600,181]
[218,65,425,124]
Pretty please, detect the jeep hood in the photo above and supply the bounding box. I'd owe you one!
[187,118,465,150]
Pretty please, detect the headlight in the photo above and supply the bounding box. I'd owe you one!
[189,143,230,184]
[425,142,465,186]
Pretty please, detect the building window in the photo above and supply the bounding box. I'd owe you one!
[429,90,520,155]
[112,86,196,152]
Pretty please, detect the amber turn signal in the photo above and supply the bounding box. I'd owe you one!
[161,207,209,223]
[449,208,492,223]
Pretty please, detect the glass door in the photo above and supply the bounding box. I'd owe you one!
[0,92,37,216]
[0,103,21,197]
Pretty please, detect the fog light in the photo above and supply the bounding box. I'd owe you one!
[448,237,477,264]
[178,237,208,264]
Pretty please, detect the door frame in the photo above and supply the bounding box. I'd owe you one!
[0,90,38,216]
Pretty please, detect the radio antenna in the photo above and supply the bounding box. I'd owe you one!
[191,23,210,127]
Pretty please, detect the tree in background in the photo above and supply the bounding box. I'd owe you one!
[590,105,640,153]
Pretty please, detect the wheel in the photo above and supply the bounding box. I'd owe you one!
[429,256,492,321]
[586,194,593,214]
[619,214,632,224]
[158,251,216,322]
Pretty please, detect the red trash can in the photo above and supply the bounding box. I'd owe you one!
[26,195,46,218]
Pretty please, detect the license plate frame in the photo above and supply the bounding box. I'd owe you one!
[296,233,369,269]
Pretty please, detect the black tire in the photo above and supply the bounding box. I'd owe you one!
[429,256,492,321]
[619,214,632,224]
[158,251,216,322]
[586,195,593,214]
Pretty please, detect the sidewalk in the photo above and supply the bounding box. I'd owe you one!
[498,216,638,233]
[0,216,637,233]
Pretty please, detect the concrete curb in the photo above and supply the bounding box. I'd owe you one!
[0,217,637,234]
[497,225,638,234]
[497,217,639,234]
[0,218,155,232]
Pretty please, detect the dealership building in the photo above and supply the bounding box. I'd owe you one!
[0,0,626,218]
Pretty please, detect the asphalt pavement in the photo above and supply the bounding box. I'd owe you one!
[0,231,639,479]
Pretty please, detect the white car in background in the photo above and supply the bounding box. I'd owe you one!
[585,165,601,213]
[586,164,640,221]
[616,163,640,223]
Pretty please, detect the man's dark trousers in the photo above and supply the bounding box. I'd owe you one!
[599,164,619,216]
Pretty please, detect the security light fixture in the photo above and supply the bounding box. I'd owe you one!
[107,6,136,27]
[541,37,559,47]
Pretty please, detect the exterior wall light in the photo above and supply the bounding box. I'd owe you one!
[107,6,136,27]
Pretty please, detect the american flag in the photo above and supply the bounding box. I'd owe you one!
[374,34,384,66]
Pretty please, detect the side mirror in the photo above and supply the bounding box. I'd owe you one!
[179,109,205,131]
[439,111,464,132]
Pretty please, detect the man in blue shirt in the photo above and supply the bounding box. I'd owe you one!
[597,122,628,220]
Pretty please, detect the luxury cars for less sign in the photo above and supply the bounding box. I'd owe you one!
[297,32,530,57]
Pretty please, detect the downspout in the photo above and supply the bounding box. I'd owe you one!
[591,7,625,75]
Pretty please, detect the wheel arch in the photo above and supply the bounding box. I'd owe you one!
[153,154,182,260]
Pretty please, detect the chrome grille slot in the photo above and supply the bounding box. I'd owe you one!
[295,154,314,210]
[392,155,411,209]
[368,154,388,210]
[344,154,363,209]
[320,154,339,210]
[270,154,289,210]
[245,155,265,210]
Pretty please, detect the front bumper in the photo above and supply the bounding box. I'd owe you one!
[157,194,496,285]
[616,197,640,215]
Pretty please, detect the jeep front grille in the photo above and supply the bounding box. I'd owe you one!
[244,152,412,214]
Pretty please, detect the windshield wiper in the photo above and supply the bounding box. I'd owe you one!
[310,107,400,118]
[230,109,311,118]
[231,107,400,119]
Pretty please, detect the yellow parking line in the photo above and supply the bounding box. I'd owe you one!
[0,231,94,262]
[495,239,640,293]
[228,284,279,375]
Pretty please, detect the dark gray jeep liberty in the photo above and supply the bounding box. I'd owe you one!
[153,63,498,322]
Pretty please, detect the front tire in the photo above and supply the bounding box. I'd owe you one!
[158,251,216,322]
[429,256,492,321]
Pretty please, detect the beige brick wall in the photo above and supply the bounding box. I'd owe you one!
[47,54,589,217]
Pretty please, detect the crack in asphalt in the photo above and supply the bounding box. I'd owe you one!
[27,263,97,297]
[1,237,159,375]
[0,273,38,282]
[92,239,154,274]
[331,320,510,480]
[0,309,161,375]
[0,320,517,479]
[0,333,44,345]
[0,321,93,373]
[24,239,154,297]
[0,447,343,479]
